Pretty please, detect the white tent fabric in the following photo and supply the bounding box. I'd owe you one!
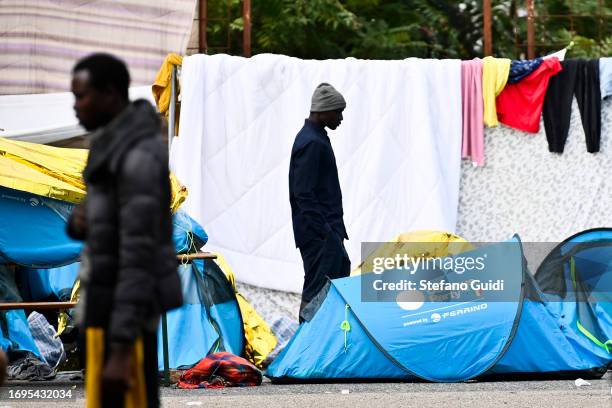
[170,54,463,293]
[0,86,155,144]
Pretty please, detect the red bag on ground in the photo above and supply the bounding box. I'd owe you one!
[177,352,263,389]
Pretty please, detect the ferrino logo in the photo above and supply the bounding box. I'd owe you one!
[402,303,489,327]
[431,303,488,323]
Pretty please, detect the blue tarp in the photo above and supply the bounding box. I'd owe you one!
[21,263,80,301]
[0,310,42,358]
[0,186,240,367]
[157,259,244,369]
[0,187,81,267]
[267,233,612,382]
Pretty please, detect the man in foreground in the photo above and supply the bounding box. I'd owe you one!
[68,53,182,407]
[289,83,351,323]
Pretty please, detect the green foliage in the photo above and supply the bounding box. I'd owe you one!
[205,0,611,59]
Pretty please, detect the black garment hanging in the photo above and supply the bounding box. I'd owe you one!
[543,59,601,153]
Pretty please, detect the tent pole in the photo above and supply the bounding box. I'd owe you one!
[168,66,176,155]
[162,65,183,386]
[161,312,170,385]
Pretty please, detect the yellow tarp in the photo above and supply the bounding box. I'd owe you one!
[351,230,473,276]
[0,137,87,203]
[0,137,187,211]
[213,252,278,368]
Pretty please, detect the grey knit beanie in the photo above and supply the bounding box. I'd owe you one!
[310,83,346,112]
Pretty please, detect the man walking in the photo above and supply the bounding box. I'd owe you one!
[289,83,350,323]
[68,53,182,407]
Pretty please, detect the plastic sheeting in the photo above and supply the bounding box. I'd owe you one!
[0,137,87,203]
[0,1,196,94]
[0,136,187,209]
[0,87,155,144]
[0,186,81,267]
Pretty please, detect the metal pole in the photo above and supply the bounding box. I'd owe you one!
[526,0,535,59]
[199,0,208,53]
[243,0,252,57]
[483,0,492,56]
[168,66,176,155]
[161,312,170,385]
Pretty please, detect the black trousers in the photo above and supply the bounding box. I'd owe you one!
[543,59,601,153]
[298,231,350,323]
[101,329,159,408]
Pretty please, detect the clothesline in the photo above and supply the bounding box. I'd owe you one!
[151,48,610,173]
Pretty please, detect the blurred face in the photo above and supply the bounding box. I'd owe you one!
[321,109,344,130]
[71,70,113,131]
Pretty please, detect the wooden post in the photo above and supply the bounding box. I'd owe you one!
[0,302,77,311]
[199,0,208,53]
[483,0,492,56]
[526,0,535,59]
[243,0,252,57]
[161,312,170,385]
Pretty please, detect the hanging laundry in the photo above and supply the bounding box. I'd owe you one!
[461,58,485,166]
[152,53,183,117]
[483,56,511,127]
[544,47,567,62]
[508,58,543,84]
[600,58,612,99]
[543,59,601,153]
[496,57,561,134]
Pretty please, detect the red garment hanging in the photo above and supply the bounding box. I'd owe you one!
[496,57,562,133]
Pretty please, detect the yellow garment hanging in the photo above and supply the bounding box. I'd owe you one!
[482,56,511,127]
[152,53,183,117]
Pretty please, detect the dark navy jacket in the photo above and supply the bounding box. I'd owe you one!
[289,119,348,248]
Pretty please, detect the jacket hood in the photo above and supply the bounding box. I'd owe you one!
[83,99,161,181]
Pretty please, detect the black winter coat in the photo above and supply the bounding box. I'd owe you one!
[71,100,182,344]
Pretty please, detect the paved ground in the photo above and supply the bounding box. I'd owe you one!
[0,372,610,407]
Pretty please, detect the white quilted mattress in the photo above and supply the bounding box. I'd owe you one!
[170,54,463,292]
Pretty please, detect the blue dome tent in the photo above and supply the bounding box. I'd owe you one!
[267,232,612,382]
